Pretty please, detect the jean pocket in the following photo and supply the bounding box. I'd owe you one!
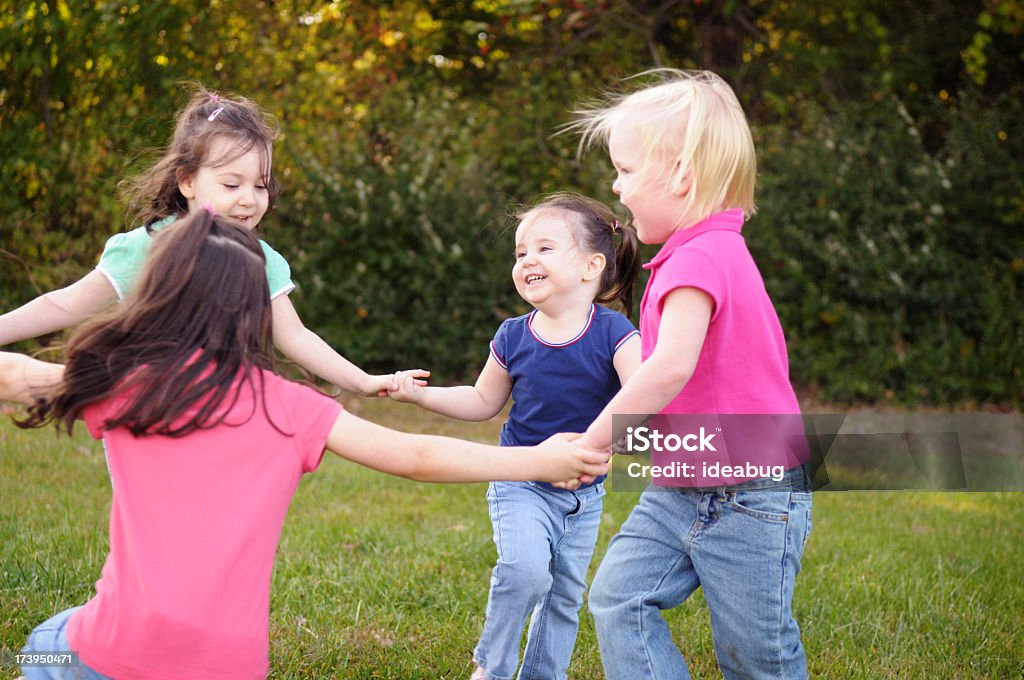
[791,491,813,549]
[726,490,792,522]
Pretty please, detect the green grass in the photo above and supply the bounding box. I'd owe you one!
[2,400,1023,679]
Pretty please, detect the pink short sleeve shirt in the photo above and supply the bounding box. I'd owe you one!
[639,209,800,416]
[70,370,342,680]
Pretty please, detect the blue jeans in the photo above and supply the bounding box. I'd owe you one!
[474,481,605,680]
[590,467,812,680]
[21,607,111,680]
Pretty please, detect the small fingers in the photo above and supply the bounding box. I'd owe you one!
[387,372,422,402]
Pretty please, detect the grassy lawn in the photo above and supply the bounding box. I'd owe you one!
[1,398,1022,679]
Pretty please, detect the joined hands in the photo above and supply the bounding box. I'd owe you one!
[552,435,612,489]
[371,369,430,398]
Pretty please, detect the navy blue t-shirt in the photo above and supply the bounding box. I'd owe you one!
[490,304,638,488]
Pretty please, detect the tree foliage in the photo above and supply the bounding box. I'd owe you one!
[1,0,1021,405]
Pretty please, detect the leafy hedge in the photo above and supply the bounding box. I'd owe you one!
[1,2,1020,407]
[266,85,1023,407]
[274,93,526,379]
[754,93,1023,405]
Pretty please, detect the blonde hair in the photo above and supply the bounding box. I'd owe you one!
[570,69,757,226]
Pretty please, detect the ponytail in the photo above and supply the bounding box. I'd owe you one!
[596,221,641,317]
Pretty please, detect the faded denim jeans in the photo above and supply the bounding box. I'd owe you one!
[474,480,605,680]
[21,607,111,680]
[590,466,812,680]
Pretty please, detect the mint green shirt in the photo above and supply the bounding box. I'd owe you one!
[96,216,295,301]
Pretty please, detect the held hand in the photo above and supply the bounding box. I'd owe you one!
[385,369,430,401]
[366,374,393,398]
[371,369,430,398]
[551,435,612,489]
[0,352,64,404]
[534,432,610,486]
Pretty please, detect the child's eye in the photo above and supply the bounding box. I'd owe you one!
[223,184,239,189]
[256,185,268,191]
[515,252,525,260]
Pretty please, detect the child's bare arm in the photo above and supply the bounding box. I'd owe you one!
[325,409,609,484]
[271,295,428,397]
[389,354,511,421]
[557,332,643,489]
[612,333,642,387]
[579,287,713,451]
[0,271,117,346]
[0,352,64,404]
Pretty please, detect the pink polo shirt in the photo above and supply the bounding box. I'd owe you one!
[69,368,342,680]
[640,208,800,416]
[640,210,804,485]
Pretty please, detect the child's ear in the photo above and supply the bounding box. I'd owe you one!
[177,169,196,199]
[582,252,607,282]
[672,162,693,197]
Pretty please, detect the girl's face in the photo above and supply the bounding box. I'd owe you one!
[512,212,601,311]
[178,135,271,230]
[608,120,688,244]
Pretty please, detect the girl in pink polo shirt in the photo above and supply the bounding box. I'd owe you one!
[1,210,609,680]
[569,70,813,680]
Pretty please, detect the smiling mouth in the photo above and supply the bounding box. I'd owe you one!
[526,275,546,284]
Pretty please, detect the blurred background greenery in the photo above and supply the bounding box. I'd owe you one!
[1,0,1021,406]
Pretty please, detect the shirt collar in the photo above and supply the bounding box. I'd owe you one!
[643,209,746,270]
[146,214,179,232]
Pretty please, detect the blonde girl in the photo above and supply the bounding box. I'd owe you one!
[571,70,813,680]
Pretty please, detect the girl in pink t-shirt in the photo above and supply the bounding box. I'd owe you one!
[0,210,609,680]
[567,70,813,680]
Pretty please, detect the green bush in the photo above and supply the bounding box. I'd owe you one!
[754,92,1023,406]
[273,93,530,382]
[1,2,1020,406]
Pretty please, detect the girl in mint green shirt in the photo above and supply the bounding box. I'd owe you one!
[0,86,425,396]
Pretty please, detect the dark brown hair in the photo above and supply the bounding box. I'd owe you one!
[120,83,280,229]
[517,193,641,316]
[19,210,279,437]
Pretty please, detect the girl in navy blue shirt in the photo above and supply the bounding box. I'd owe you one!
[390,193,641,680]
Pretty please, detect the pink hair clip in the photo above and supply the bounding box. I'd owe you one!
[208,106,225,121]
[610,220,620,233]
